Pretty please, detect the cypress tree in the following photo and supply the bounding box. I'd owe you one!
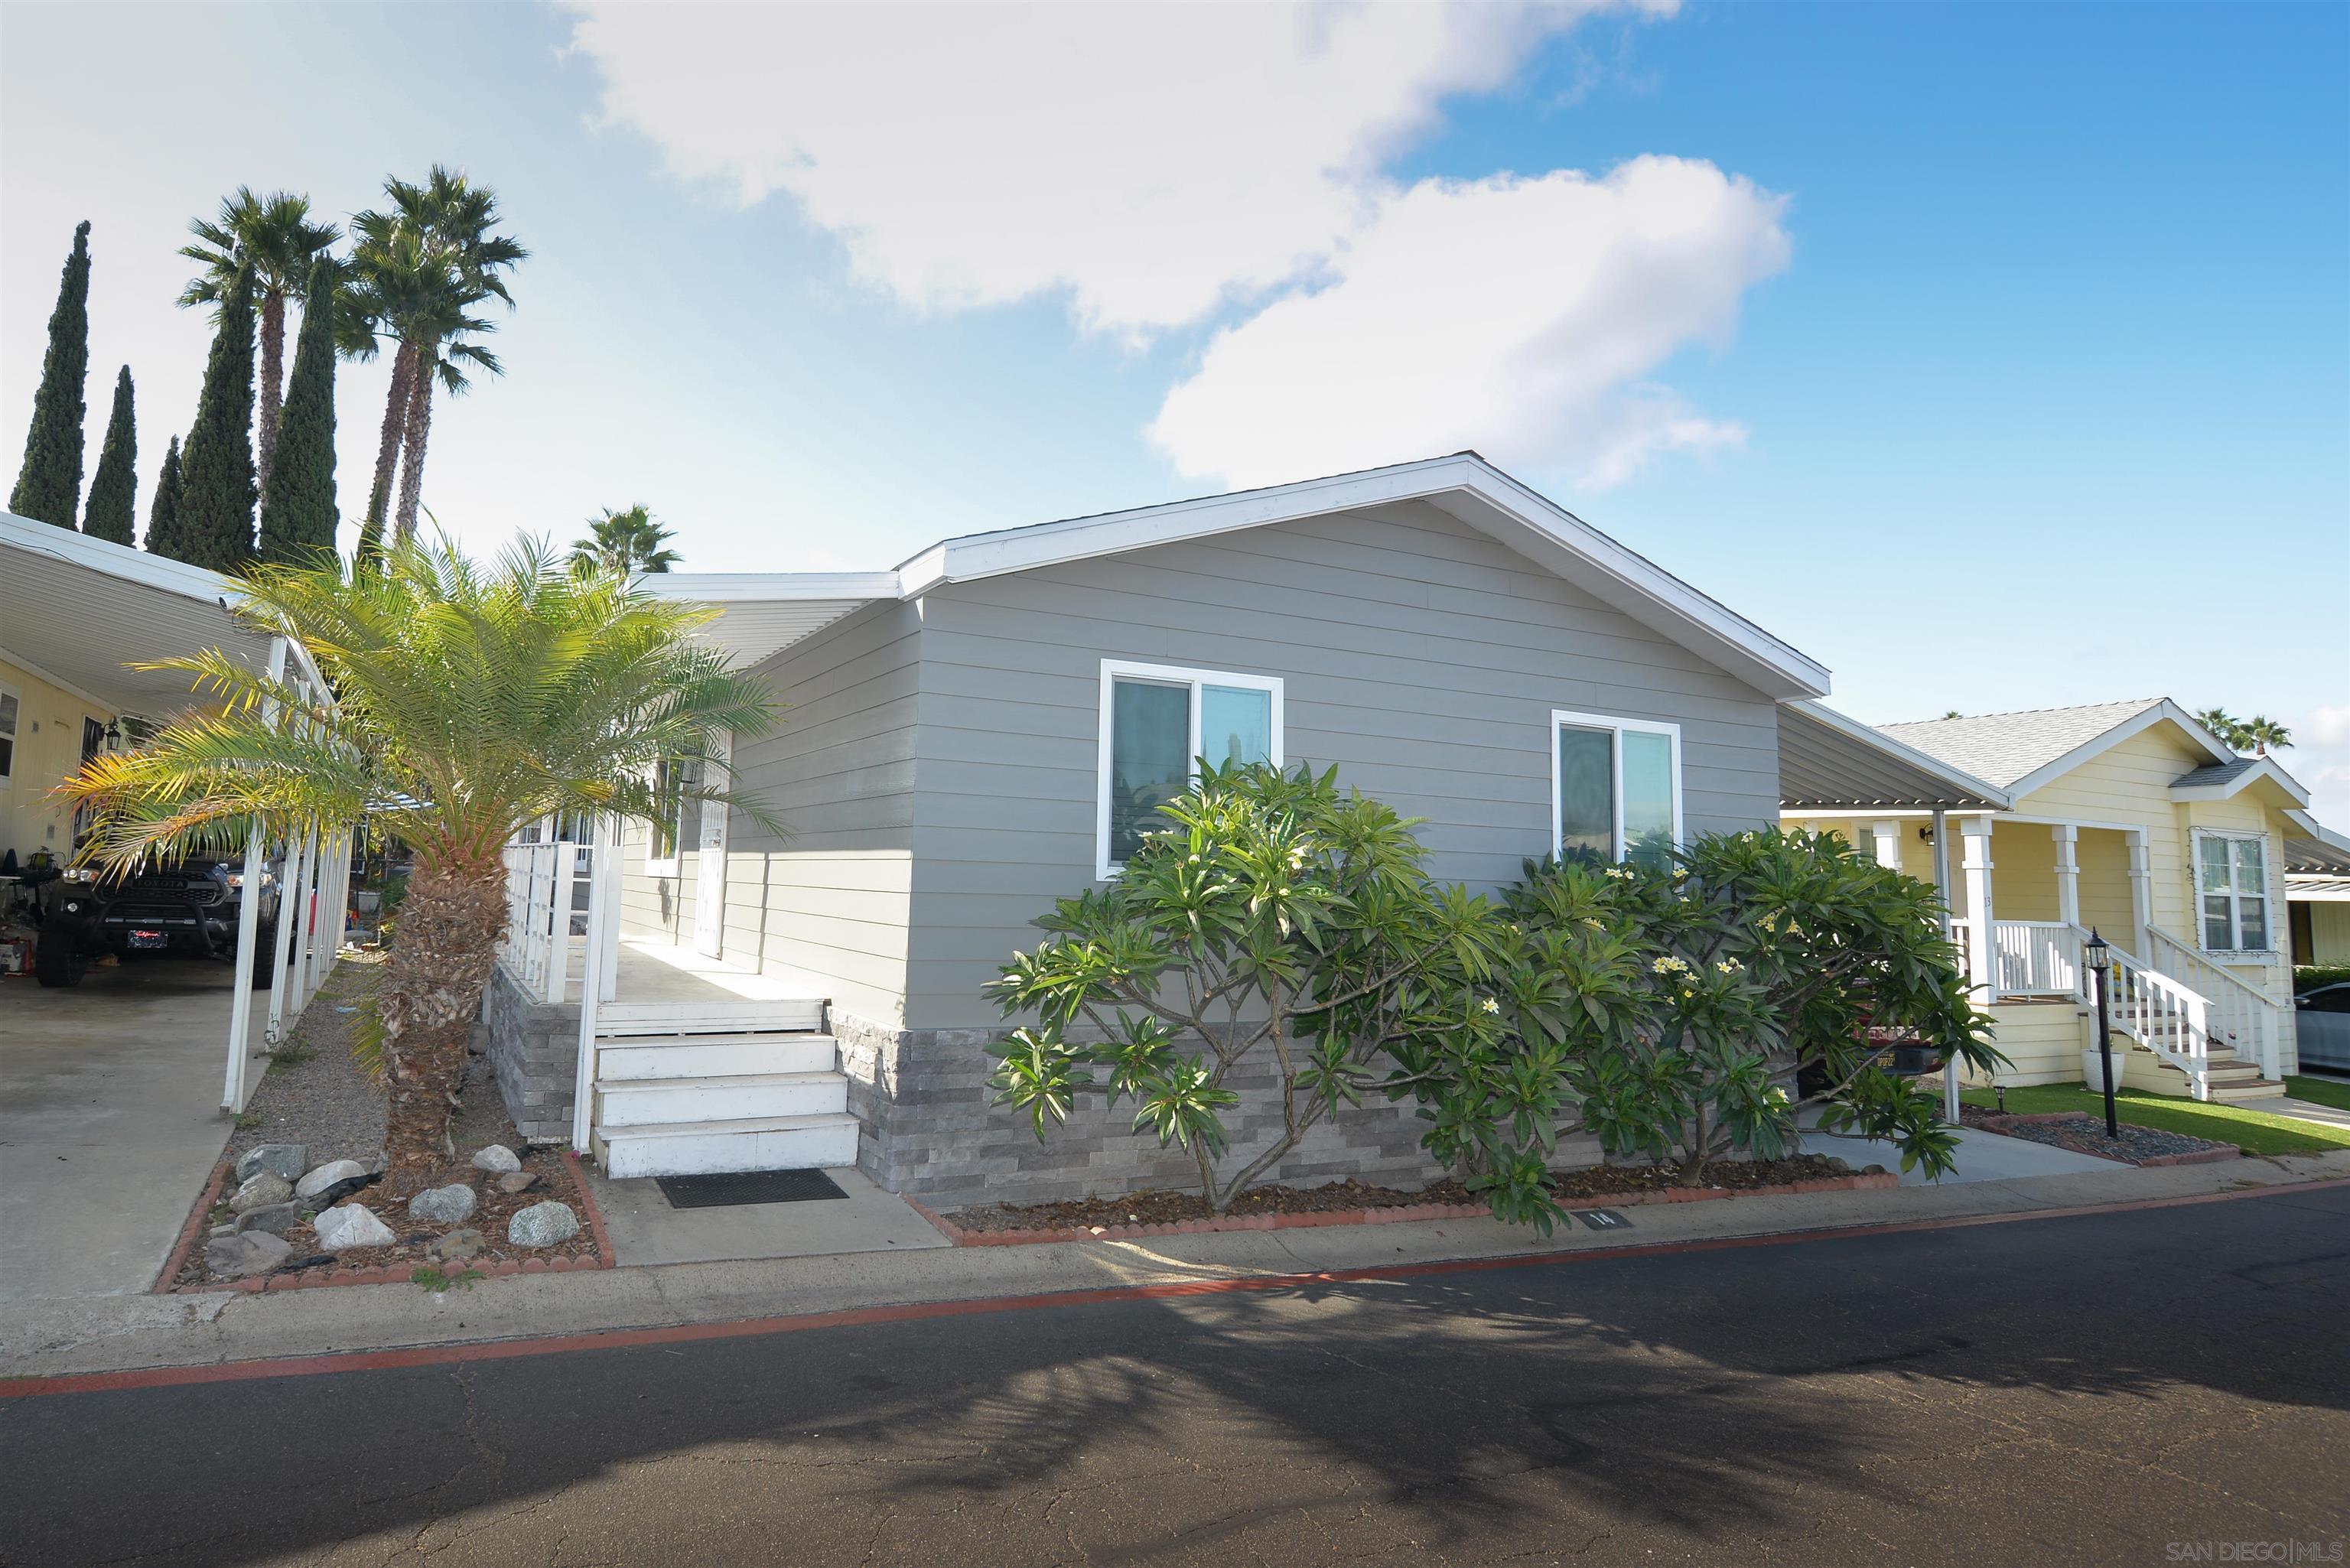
[145,437,186,556]
[168,263,258,571]
[8,220,93,527]
[259,265,337,563]
[81,367,138,545]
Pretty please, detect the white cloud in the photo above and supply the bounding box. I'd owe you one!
[565,0,1669,337]
[1148,158,1789,490]
[2309,703,2350,749]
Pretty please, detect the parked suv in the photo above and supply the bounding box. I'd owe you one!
[2295,983,2350,1073]
[34,857,279,988]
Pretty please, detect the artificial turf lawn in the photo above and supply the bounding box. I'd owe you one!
[1960,1083,2350,1156]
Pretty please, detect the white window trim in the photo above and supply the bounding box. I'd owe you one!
[1096,659,1284,880]
[0,678,17,788]
[1550,708,1684,864]
[645,759,695,877]
[2192,827,2277,958]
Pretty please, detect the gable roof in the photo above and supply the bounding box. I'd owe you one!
[893,454,1830,701]
[1879,698,2244,800]
[2169,754,2310,808]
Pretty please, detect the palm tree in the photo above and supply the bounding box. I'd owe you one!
[179,190,339,500]
[2195,708,2251,752]
[57,537,777,1183]
[344,168,526,551]
[572,506,682,574]
[2239,716,2293,756]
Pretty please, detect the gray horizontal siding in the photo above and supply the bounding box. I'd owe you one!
[900,499,1782,1029]
[708,600,923,1026]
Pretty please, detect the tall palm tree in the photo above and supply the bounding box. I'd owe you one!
[572,505,683,574]
[2194,708,2251,752]
[2239,716,2293,756]
[179,190,339,499]
[344,168,526,551]
[57,537,777,1182]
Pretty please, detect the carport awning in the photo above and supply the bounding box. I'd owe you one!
[1,513,278,716]
[1780,700,2010,812]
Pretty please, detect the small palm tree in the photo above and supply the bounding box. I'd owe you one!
[572,506,682,574]
[57,537,776,1185]
[2239,715,2292,756]
[179,189,340,499]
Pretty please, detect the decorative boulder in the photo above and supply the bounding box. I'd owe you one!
[235,1202,303,1237]
[204,1231,292,1279]
[496,1171,541,1196]
[295,1159,367,1199]
[470,1144,522,1175]
[302,1170,382,1210]
[235,1144,308,1184]
[314,1204,395,1251]
[408,1184,477,1225]
[507,1201,580,1248]
[229,1172,294,1213]
[429,1228,483,1262]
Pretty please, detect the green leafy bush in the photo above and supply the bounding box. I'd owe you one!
[987,764,2000,1232]
[2294,965,2350,994]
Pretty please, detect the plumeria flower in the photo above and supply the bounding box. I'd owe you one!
[1480,997,1500,1014]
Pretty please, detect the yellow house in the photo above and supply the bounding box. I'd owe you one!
[1785,699,2335,1103]
[0,654,115,871]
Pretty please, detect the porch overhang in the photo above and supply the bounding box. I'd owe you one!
[1779,700,2010,812]
[2286,822,2350,877]
[0,512,282,715]
[642,572,898,670]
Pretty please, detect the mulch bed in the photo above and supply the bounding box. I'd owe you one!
[1962,1108,2241,1167]
[926,1154,1892,1245]
[162,1147,614,1293]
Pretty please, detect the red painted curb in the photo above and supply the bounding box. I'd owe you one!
[907,1171,1899,1247]
[15,1175,2345,1403]
[153,1160,233,1293]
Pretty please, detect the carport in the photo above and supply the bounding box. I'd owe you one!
[2,516,362,1298]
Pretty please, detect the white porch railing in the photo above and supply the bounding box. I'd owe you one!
[2094,933,2217,1101]
[2145,926,2284,1082]
[499,836,594,1005]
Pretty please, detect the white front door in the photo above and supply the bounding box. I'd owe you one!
[692,730,731,957]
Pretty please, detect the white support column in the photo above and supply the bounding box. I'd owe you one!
[2127,828,2153,961]
[1961,815,1998,1003]
[265,821,311,1044]
[222,636,289,1114]
[2052,824,2081,930]
[1870,819,1902,872]
[572,814,618,1156]
[1931,808,1960,1121]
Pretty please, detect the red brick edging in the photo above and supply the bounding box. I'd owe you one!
[1976,1110,2242,1167]
[905,1170,1901,1248]
[156,1149,619,1295]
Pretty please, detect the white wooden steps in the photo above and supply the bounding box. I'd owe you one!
[588,986,858,1179]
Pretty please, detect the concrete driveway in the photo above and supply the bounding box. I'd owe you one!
[0,958,235,1300]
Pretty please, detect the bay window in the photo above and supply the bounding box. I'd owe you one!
[2194,830,2272,953]
[1098,660,1281,877]
[1552,710,1682,869]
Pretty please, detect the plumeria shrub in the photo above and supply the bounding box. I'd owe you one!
[985,762,1505,1215]
[987,764,1999,1231]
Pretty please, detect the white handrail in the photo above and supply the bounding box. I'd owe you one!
[2068,922,2215,1101]
[497,833,594,1006]
[2144,926,2283,1081]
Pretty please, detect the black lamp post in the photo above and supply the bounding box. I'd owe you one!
[2086,927,2119,1140]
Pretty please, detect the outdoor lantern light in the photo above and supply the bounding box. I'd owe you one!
[2085,927,2121,1140]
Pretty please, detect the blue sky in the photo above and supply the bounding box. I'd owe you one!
[5,2,2345,815]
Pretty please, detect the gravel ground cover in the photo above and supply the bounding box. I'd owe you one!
[1961,1105,2234,1163]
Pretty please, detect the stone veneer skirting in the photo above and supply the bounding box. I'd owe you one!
[829,1007,1607,1212]
[482,962,579,1145]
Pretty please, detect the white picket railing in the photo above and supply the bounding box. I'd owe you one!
[2144,926,2284,1081]
[2091,932,2218,1101]
[1992,919,2081,997]
[1953,919,2233,1100]
[499,835,594,1006]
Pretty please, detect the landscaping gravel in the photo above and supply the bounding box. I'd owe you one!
[223,955,390,1174]
[1961,1107,2234,1163]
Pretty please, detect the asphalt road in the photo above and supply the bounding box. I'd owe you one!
[5,1186,2348,1567]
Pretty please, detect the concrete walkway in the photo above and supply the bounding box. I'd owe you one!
[0,958,236,1300]
[1802,1122,2123,1184]
[582,1165,952,1265]
[8,1147,2345,1383]
[2269,1094,2350,1130]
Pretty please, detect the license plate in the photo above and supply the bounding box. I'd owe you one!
[129,929,167,949]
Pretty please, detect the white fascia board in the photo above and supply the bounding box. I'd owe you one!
[2286,812,2350,849]
[893,454,1830,700]
[2170,754,2313,807]
[644,571,900,604]
[1788,699,2012,808]
[2003,699,2237,802]
[2,509,235,607]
